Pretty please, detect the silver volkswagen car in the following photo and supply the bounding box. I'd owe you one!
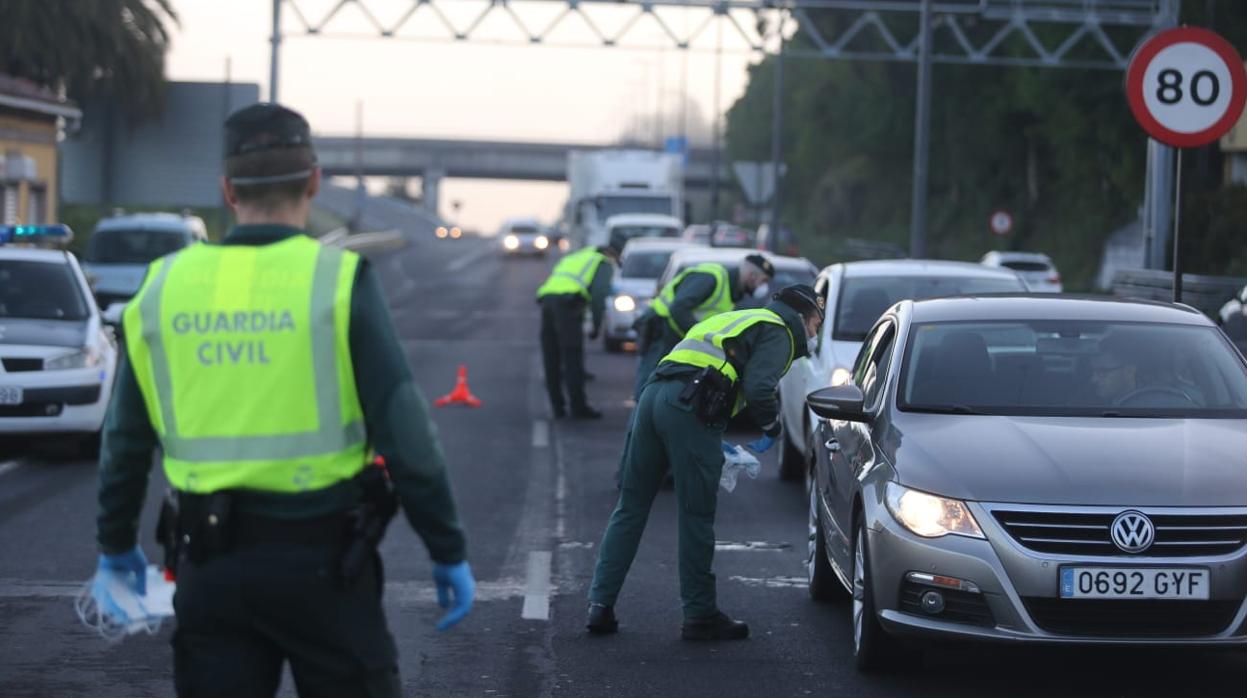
[804,295,1247,671]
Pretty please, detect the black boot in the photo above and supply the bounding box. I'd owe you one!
[681,612,749,641]
[586,603,618,635]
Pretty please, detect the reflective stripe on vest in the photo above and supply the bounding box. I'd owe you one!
[660,308,795,385]
[535,248,606,300]
[650,263,733,336]
[123,236,367,493]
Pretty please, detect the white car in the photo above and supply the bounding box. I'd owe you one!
[81,212,207,316]
[0,238,118,452]
[775,260,1028,481]
[980,251,1063,293]
[604,213,683,246]
[500,218,551,256]
[603,238,700,352]
[656,247,819,310]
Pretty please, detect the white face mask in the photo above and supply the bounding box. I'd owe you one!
[807,335,819,355]
[750,282,771,300]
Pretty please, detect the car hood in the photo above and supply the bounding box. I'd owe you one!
[892,413,1247,507]
[0,318,88,348]
[614,278,657,299]
[82,263,148,296]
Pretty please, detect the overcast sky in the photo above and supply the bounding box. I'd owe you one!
[165,0,764,231]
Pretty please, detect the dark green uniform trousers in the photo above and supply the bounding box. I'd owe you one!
[632,318,680,400]
[172,538,400,698]
[540,294,590,413]
[590,377,726,620]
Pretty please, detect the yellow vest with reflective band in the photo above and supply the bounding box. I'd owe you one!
[650,263,734,336]
[123,236,367,494]
[535,248,607,300]
[661,308,795,415]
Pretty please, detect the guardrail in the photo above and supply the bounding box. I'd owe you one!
[1110,269,1246,317]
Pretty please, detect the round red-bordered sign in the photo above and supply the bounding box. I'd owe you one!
[1126,27,1247,148]
[989,209,1013,236]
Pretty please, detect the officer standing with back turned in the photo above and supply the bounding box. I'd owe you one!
[586,285,825,641]
[93,103,475,697]
[632,254,774,399]
[535,231,624,419]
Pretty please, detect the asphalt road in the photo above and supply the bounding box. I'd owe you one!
[2,203,1246,696]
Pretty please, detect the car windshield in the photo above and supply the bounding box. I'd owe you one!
[835,275,1026,342]
[510,225,541,235]
[612,225,680,241]
[899,320,1247,418]
[1001,261,1051,272]
[597,196,673,219]
[0,260,90,321]
[621,250,676,279]
[87,228,188,264]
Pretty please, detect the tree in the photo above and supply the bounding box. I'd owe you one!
[0,0,178,118]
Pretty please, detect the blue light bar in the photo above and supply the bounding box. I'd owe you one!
[0,224,74,246]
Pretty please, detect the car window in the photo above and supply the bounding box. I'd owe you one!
[510,225,540,235]
[812,275,830,355]
[0,260,90,321]
[613,225,680,241]
[851,320,890,386]
[620,250,675,279]
[87,228,188,264]
[857,324,896,409]
[899,320,1247,418]
[1001,261,1051,272]
[834,275,1026,342]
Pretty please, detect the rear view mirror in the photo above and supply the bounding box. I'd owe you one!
[807,385,870,423]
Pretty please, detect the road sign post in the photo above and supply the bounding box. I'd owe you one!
[1126,27,1247,303]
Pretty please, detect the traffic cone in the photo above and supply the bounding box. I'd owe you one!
[434,364,483,408]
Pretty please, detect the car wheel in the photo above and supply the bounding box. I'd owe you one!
[778,419,805,482]
[851,515,908,673]
[808,483,844,602]
[603,335,624,353]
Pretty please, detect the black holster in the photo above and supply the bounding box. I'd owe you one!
[678,366,734,424]
[155,490,180,578]
[169,490,237,568]
[336,462,399,589]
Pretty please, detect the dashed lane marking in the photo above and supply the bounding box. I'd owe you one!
[532,420,549,449]
[520,551,553,621]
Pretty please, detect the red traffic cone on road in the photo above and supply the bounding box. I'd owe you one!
[434,364,483,408]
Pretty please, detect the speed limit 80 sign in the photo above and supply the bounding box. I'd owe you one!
[1127,27,1247,148]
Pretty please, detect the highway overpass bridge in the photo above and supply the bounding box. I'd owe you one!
[313,136,730,218]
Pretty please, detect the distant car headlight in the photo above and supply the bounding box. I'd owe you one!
[450,227,462,239]
[831,367,852,386]
[46,347,100,371]
[534,235,549,250]
[613,295,637,313]
[436,226,448,239]
[504,235,520,250]
[885,482,984,539]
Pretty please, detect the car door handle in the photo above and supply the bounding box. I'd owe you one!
[824,439,841,453]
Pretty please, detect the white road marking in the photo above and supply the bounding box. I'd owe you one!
[0,460,21,477]
[728,575,808,590]
[446,244,496,274]
[520,551,553,621]
[0,578,528,604]
[714,540,793,552]
[532,420,549,449]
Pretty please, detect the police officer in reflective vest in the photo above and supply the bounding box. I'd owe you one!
[93,104,475,697]
[632,254,774,399]
[535,234,622,419]
[587,285,825,641]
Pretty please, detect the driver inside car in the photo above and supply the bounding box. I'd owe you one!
[1090,333,1197,407]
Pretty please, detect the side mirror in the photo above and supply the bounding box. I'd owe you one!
[807,385,870,423]
[102,302,126,327]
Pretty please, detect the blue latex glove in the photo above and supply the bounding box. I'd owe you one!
[432,561,476,631]
[97,546,148,595]
[745,434,776,454]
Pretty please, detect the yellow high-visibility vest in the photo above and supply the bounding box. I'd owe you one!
[123,235,367,493]
[649,263,733,336]
[535,248,607,300]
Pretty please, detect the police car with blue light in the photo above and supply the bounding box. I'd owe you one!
[0,225,118,453]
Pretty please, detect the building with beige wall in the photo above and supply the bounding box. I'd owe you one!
[0,74,80,226]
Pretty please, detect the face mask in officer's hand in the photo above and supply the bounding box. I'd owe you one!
[750,282,771,300]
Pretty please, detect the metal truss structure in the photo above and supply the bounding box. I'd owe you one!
[276,1,1167,69]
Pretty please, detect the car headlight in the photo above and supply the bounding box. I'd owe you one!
[436,226,448,239]
[450,227,462,239]
[613,295,636,313]
[831,367,852,386]
[46,347,100,371]
[885,482,984,539]
[534,235,549,250]
[504,235,519,250]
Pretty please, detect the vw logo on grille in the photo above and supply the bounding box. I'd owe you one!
[1111,510,1155,553]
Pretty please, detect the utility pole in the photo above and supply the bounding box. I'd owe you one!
[269,0,282,102]
[353,100,365,232]
[768,11,786,242]
[710,16,723,217]
[908,0,934,259]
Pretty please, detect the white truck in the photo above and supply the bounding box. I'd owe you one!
[564,150,684,249]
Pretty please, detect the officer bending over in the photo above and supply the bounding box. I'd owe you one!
[94,103,474,697]
[535,232,623,419]
[632,254,774,399]
[587,285,825,641]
